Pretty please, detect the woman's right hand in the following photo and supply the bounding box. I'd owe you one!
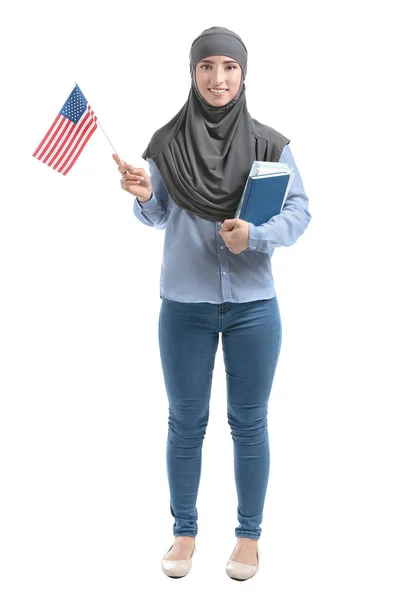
[112,153,153,202]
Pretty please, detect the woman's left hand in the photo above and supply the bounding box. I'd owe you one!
[219,219,249,254]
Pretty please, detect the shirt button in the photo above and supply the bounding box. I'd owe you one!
[252,246,256,250]
[220,245,224,250]
[222,271,226,275]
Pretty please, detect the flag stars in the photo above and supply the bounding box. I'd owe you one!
[60,86,89,123]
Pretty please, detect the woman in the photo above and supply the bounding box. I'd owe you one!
[113,26,311,581]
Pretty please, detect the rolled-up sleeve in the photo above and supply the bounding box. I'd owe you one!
[247,144,311,256]
[133,158,169,230]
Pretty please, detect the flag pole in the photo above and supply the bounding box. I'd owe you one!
[74,81,119,157]
[96,119,118,155]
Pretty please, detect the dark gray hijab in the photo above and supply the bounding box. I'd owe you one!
[141,26,290,223]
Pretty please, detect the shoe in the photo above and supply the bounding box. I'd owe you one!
[161,541,196,578]
[226,546,260,580]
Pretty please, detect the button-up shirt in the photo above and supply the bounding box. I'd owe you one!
[133,144,311,303]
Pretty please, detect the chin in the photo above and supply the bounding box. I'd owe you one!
[207,93,233,106]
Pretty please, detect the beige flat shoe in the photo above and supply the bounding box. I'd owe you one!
[161,542,196,578]
[226,546,260,580]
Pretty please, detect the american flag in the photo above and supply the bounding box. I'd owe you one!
[33,84,98,175]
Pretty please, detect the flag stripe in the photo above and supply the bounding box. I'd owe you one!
[32,114,62,158]
[41,117,71,165]
[59,112,97,174]
[62,125,97,175]
[61,108,97,174]
[53,110,93,171]
[58,107,97,173]
[37,116,68,161]
[46,120,75,167]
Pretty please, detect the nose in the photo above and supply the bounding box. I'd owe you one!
[212,65,227,86]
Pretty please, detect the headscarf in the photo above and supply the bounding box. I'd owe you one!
[141,26,290,223]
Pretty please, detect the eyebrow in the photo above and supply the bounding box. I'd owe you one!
[198,59,238,64]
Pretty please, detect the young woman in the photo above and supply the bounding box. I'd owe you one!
[113,26,311,581]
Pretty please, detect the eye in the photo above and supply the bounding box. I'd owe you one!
[200,65,237,70]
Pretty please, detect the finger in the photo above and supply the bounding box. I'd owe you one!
[122,172,145,180]
[121,182,140,191]
[117,161,146,176]
[121,174,145,182]
[118,164,141,175]
[120,160,145,174]
[121,183,142,192]
[122,166,145,174]
[121,177,144,186]
[113,154,127,170]
[118,163,129,174]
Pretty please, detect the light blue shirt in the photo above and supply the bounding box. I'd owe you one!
[133,144,311,303]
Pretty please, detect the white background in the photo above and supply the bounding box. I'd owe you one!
[1,0,399,598]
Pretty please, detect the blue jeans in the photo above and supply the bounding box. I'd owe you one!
[158,295,282,540]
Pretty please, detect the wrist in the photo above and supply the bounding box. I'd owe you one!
[138,190,153,203]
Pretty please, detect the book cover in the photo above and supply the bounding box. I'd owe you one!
[234,161,295,223]
[238,172,290,226]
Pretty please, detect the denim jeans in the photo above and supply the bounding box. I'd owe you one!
[158,295,282,540]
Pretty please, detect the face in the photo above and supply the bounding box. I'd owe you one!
[195,55,242,106]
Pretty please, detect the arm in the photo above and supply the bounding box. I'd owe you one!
[247,144,312,256]
[133,158,169,230]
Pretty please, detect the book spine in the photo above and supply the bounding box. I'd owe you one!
[242,177,255,221]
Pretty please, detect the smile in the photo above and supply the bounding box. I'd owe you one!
[208,88,228,94]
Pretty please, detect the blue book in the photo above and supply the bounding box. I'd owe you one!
[235,161,295,225]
